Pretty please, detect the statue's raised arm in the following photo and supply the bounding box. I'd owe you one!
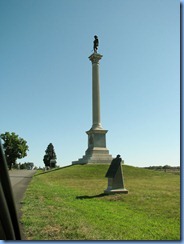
[93,35,99,53]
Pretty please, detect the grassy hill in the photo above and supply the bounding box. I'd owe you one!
[21,164,180,240]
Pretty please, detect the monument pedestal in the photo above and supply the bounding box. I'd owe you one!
[72,128,112,165]
[104,188,128,194]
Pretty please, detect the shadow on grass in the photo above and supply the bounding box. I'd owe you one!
[76,193,106,199]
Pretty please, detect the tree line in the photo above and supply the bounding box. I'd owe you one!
[0,132,57,170]
[144,165,180,172]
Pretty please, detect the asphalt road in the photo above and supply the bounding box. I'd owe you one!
[9,169,36,203]
[9,169,36,239]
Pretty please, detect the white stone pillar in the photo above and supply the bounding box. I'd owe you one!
[88,53,103,130]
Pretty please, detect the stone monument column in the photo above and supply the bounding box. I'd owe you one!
[89,53,103,130]
[72,36,112,165]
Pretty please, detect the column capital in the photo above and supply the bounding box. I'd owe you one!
[88,52,103,64]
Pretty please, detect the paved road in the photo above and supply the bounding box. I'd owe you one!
[9,170,36,203]
[9,170,36,239]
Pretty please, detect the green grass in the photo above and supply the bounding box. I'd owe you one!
[21,164,180,240]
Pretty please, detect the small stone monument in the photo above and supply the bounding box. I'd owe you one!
[104,155,128,194]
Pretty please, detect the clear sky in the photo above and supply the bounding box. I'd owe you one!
[0,0,180,168]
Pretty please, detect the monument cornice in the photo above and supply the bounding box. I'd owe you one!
[88,52,103,64]
[86,129,108,135]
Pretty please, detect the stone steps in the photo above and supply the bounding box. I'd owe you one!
[72,147,113,165]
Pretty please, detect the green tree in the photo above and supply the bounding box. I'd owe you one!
[43,143,57,168]
[0,132,29,170]
[163,165,171,172]
[19,162,34,170]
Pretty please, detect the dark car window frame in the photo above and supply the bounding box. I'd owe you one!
[0,139,21,240]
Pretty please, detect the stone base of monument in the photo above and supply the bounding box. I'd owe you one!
[104,188,128,194]
[72,147,112,165]
[72,128,113,165]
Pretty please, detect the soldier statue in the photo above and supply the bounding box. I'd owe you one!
[93,35,99,53]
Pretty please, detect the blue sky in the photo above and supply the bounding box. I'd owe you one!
[0,0,180,168]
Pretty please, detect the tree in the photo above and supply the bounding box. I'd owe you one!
[162,165,171,172]
[43,143,57,168]
[19,162,34,170]
[0,132,29,170]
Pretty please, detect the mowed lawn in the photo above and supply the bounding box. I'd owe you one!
[21,164,180,240]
